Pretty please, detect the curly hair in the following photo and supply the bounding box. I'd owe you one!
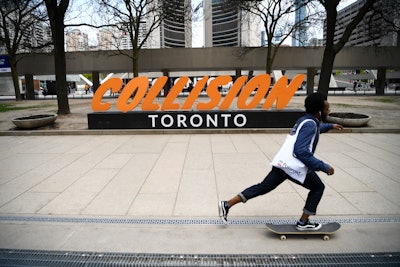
[305,92,327,115]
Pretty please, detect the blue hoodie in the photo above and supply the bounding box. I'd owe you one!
[291,114,334,173]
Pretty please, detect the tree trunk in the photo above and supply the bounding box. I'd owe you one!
[45,0,70,114]
[317,1,338,96]
[133,48,139,78]
[265,46,273,75]
[318,46,336,95]
[10,55,22,101]
[265,32,275,75]
[53,16,70,114]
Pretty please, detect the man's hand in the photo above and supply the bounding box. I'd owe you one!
[333,124,344,130]
[327,165,334,175]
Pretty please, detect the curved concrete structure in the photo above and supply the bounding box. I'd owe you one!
[12,46,400,75]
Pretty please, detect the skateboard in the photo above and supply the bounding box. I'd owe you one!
[266,222,340,241]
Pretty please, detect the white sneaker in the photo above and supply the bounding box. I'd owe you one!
[296,220,322,231]
[218,201,229,224]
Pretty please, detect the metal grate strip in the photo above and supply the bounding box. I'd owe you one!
[1,249,399,266]
[0,215,399,225]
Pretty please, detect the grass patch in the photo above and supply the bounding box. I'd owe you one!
[372,98,399,104]
[332,103,354,108]
[0,103,54,113]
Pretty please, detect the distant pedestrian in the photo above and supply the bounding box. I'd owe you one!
[353,81,357,92]
[218,93,344,230]
[84,84,89,94]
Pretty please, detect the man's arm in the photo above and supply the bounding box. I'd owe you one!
[320,123,344,133]
[293,121,330,173]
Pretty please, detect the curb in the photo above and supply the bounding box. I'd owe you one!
[0,128,399,136]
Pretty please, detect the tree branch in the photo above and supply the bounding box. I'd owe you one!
[334,0,375,53]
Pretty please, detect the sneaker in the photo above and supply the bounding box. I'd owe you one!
[218,201,229,224]
[296,220,322,231]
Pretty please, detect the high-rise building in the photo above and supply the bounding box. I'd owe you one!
[325,0,399,46]
[66,29,89,51]
[148,0,192,48]
[0,13,52,53]
[97,20,148,51]
[29,22,49,51]
[97,1,191,49]
[203,0,260,47]
[97,28,114,51]
[292,0,308,46]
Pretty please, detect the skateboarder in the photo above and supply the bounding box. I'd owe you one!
[218,93,344,230]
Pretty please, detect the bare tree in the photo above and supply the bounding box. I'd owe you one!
[44,0,70,114]
[0,0,47,101]
[95,0,186,77]
[317,0,375,95]
[368,0,400,95]
[227,0,318,75]
[377,0,400,46]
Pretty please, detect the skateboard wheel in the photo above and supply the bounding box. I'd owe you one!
[323,235,330,241]
[280,235,286,240]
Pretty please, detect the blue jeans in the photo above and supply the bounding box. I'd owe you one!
[239,167,325,215]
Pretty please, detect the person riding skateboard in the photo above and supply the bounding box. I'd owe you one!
[218,92,344,230]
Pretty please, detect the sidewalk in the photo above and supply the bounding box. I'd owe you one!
[0,95,399,264]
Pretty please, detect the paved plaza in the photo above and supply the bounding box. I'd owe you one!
[0,132,399,255]
[0,95,399,265]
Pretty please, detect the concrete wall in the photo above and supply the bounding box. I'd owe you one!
[13,46,400,76]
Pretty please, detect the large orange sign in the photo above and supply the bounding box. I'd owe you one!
[92,74,304,112]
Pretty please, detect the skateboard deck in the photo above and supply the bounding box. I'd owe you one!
[266,222,340,240]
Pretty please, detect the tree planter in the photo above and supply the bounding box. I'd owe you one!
[326,112,371,127]
[12,114,57,129]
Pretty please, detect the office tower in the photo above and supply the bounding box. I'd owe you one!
[203,0,260,47]
[148,0,192,48]
[292,0,308,46]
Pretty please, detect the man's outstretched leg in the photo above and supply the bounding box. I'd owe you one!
[219,167,287,224]
[295,171,325,231]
